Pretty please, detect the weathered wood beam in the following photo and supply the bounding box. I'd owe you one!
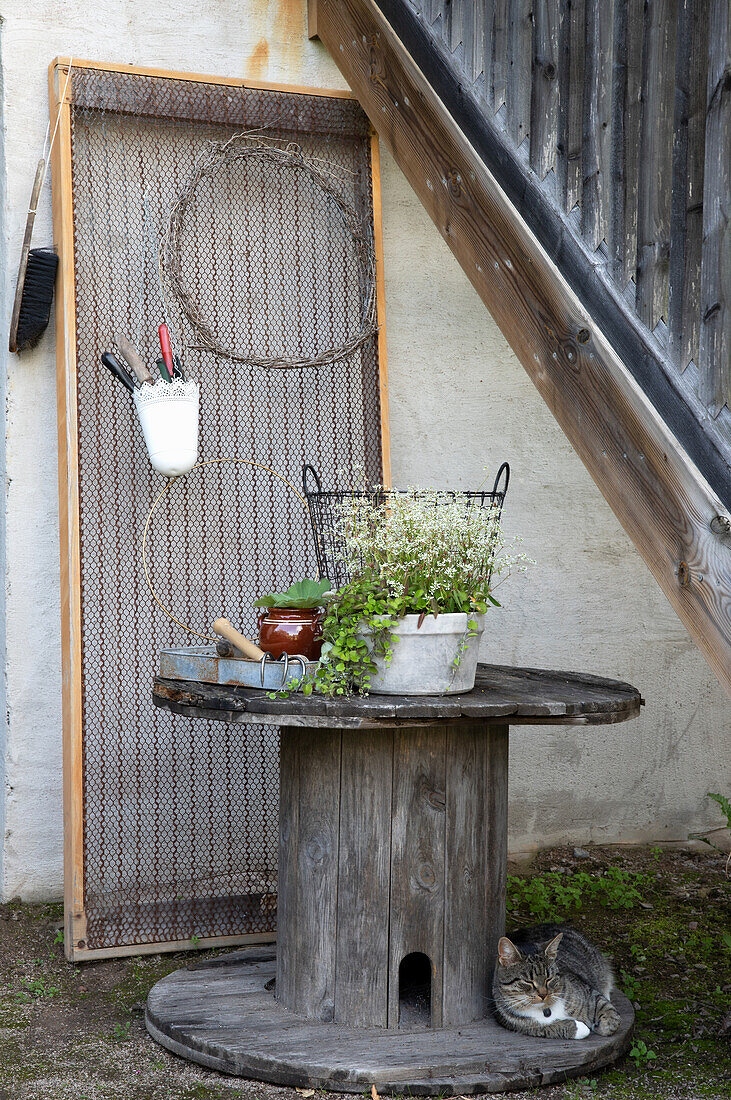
[312,0,731,695]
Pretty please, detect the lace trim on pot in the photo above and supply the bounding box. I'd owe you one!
[133,378,199,408]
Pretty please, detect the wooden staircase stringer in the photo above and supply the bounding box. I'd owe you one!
[311,0,731,697]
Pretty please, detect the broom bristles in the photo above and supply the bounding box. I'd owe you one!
[14,247,58,351]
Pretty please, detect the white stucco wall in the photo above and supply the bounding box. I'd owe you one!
[0,0,728,902]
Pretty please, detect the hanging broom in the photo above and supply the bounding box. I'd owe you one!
[8,159,59,352]
[9,62,72,354]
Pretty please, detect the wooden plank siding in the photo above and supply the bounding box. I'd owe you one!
[311,0,731,696]
[557,0,585,212]
[493,0,509,108]
[530,0,562,180]
[636,0,678,332]
[699,0,730,415]
[391,0,729,423]
[580,0,604,251]
[609,0,645,291]
[669,0,709,374]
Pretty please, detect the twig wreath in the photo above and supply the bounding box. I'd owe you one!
[161,133,378,370]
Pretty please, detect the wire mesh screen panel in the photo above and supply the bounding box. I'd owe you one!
[61,65,384,953]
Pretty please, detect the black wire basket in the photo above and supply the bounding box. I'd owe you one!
[303,462,511,589]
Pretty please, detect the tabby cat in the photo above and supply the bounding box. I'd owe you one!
[492,923,621,1039]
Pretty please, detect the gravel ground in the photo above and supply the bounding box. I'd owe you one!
[0,844,728,1100]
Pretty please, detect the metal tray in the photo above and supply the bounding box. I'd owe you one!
[159,646,317,690]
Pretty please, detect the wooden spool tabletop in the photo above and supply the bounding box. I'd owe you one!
[148,661,640,1093]
[153,661,643,728]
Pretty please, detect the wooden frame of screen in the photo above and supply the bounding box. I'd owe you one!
[48,56,390,961]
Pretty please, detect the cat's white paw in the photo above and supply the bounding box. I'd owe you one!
[574,1021,591,1040]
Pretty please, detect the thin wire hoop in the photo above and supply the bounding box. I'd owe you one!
[142,458,309,641]
[162,134,378,370]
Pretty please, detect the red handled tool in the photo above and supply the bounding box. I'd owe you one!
[158,323,175,381]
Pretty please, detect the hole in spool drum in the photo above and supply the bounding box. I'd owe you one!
[398,952,432,1028]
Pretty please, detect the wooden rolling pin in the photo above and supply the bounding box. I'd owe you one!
[212,618,267,661]
[115,332,156,385]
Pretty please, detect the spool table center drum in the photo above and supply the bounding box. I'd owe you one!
[146,662,641,1094]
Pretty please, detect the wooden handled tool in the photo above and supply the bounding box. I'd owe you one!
[212,618,267,661]
[115,332,156,385]
[101,351,135,393]
[158,323,175,381]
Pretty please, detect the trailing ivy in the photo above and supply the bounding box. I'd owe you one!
[305,570,399,697]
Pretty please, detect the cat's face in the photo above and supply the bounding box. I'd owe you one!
[495,934,564,1019]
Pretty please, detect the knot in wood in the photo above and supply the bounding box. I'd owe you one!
[415,862,437,891]
[448,170,462,198]
[710,514,731,537]
[426,788,446,811]
[677,561,690,587]
[305,837,327,864]
[536,57,557,81]
[559,338,580,367]
[368,36,384,82]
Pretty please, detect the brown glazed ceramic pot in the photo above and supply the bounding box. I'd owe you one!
[257,608,324,661]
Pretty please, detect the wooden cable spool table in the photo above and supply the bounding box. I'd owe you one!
[148,663,642,1094]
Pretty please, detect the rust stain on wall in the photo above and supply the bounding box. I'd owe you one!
[243,0,306,81]
[247,37,270,80]
[274,0,305,70]
[246,37,269,80]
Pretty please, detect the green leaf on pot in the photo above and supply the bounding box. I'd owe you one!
[253,577,331,610]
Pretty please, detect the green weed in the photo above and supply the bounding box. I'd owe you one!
[619,968,641,1001]
[506,867,645,918]
[629,1038,657,1069]
[112,1020,131,1041]
[15,975,61,1002]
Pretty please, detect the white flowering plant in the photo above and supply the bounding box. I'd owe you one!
[301,488,531,698]
[332,489,530,617]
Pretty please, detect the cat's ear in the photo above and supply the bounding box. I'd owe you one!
[498,937,522,966]
[544,933,564,960]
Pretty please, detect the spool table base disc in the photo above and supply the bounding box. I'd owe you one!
[145,949,634,1094]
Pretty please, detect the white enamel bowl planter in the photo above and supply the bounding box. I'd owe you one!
[363,612,486,695]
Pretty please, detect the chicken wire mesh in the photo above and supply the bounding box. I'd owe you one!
[65,66,383,951]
